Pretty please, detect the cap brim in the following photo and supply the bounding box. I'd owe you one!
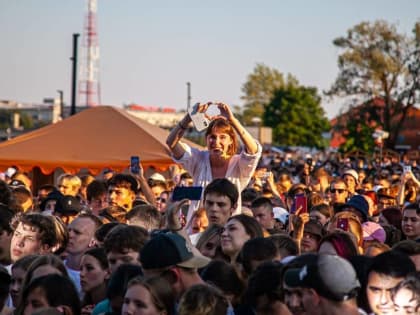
[177,254,211,269]
[283,268,304,288]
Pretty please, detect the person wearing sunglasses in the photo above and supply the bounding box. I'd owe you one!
[329,179,349,206]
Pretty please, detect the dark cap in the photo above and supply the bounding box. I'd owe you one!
[284,254,360,301]
[343,195,369,222]
[140,232,210,270]
[55,195,82,216]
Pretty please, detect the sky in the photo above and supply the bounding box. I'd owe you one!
[0,0,419,119]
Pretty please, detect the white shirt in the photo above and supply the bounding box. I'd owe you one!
[173,142,262,222]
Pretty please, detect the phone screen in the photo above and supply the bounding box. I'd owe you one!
[172,186,203,201]
[337,218,349,231]
[291,194,307,214]
[130,156,140,174]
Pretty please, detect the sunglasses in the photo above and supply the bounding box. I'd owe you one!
[331,188,346,194]
[156,197,167,203]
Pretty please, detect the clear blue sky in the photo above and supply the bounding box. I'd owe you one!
[0,0,418,118]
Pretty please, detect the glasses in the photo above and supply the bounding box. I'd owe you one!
[331,188,346,194]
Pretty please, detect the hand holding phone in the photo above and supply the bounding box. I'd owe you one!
[337,218,349,231]
[130,156,140,174]
[291,194,307,215]
[188,103,210,132]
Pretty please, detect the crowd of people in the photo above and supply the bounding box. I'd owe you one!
[0,102,419,315]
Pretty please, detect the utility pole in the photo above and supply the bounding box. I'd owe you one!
[186,82,191,108]
[70,33,80,116]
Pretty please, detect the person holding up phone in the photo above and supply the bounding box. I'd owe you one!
[166,102,261,222]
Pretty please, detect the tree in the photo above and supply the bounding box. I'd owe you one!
[327,20,420,150]
[263,83,330,149]
[240,63,298,125]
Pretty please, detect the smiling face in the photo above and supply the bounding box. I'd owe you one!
[206,129,234,159]
[221,218,250,259]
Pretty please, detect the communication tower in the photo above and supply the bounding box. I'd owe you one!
[79,0,101,107]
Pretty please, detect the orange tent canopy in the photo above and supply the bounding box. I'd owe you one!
[0,106,201,175]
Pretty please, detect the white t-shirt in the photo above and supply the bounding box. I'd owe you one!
[173,142,262,222]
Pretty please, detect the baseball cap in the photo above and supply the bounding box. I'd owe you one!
[273,207,289,224]
[140,232,210,269]
[362,222,386,243]
[55,195,83,216]
[343,169,359,183]
[149,173,166,183]
[284,254,360,301]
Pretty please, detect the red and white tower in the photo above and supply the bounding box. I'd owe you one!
[79,0,101,107]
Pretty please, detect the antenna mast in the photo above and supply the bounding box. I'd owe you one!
[79,0,101,107]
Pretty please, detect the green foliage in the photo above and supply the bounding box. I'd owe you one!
[328,20,420,149]
[241,63,298,125]
[20,112,34,129]
[263,83,330,149]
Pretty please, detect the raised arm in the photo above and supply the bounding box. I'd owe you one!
[166,113,192,160]
[217,102,259,154]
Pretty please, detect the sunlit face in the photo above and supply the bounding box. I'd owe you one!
[23,287,49,315]
[10,223,47,263]
[343,175,356,193]
[67,217,96,255]
[221,219,250,258]
[204,193,234,226]
[80,254,110,294]
[190,214,209,234]
[122,284,162,315]
[252,206,274,230]
[330,183,348,204]
[206,129,233,159]
[401,209,420,240]
[156,192,169,213]
[393,286,419,315]
[367,271,403,315]
[108,185,135,210]
[58,178,77,196]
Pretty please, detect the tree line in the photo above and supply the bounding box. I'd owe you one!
[236,20,420,152]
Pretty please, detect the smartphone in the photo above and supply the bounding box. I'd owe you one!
[130,156,140,174]
[337,218,349,231]
[404,165,412,173]
[172,186,203,201]
[291,194,307,214]
[188,103,210,132]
